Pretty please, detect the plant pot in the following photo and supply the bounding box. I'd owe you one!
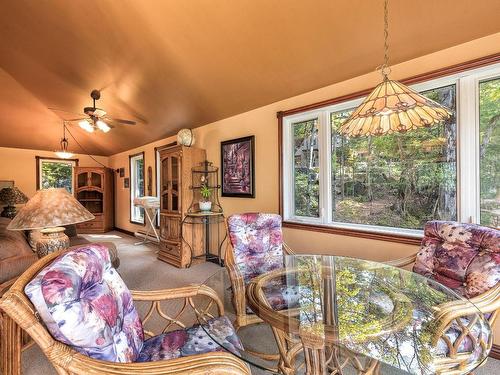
[199,201,212,212]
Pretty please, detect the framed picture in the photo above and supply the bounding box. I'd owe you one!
[119,168,125,177]
[221,136,255,198]
[124,177,130,189]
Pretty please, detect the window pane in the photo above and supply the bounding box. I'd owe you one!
[41,161,74,193]
[330,84,457,230]
[131,155,145,223]
[479,77,500,227]
[293,118,320,217]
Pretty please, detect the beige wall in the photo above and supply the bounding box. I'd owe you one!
[0,146,109,199]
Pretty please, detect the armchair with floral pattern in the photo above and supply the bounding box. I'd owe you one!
[387,221,500,373]
[0,244,250,375]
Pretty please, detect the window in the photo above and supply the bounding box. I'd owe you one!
[36,157,78,193]
[130,152,145,224]
[282,64,500,238]
[479,77,500,227]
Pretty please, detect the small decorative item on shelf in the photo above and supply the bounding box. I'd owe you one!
[0,186,29,218]
[199,183,213,212]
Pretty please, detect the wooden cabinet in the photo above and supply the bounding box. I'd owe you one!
[158,145,206,268]
[74,167,114,233]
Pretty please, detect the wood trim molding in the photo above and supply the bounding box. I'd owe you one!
[277,54,500,246]
[277,53,500,118]
[113,226,135,237]
[283,221,422,246]
[490,344,500,360]
[129,151,146,226]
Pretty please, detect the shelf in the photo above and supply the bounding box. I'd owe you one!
[186,212,224,217]
[79,199,103,202]
[190,185,221,189]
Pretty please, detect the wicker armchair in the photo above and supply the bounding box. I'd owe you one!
[387,221,499,373]
[0,245,250,375]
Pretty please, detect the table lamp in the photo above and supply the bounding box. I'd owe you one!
[0,187,29,219]
[7,188,95,258]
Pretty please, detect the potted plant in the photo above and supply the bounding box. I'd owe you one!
[199,183,212,212]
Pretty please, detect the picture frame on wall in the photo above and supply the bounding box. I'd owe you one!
[221,135,255,198]
[124,177,130,188]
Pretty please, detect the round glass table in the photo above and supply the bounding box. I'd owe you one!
[198,255,492,375]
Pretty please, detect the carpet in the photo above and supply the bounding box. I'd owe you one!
[19,231,499,375]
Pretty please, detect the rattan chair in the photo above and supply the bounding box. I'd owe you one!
[0,247,250,375]
[387,221,499,374]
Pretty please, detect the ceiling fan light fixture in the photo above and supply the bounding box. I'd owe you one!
[79,120,94,133]
[96,120,111,133]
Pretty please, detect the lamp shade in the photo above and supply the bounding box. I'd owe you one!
[7,188,94,230]
[0,187,28,205]
[339,78,452,137]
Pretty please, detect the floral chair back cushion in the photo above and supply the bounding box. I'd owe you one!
[413,221,500,298]
[25,244,144,362]
[227,213,284,285]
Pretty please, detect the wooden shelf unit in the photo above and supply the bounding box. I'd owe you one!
[74,167,114,233]
[158,145,206,268]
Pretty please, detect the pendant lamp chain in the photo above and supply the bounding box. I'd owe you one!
[381,0,391,79]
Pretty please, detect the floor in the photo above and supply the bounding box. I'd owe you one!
[19,231,500,375]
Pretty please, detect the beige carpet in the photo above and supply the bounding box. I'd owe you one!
[18,231,500,375]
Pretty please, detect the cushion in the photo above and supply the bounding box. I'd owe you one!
[0,217,37,284]
[136,316,243,362]
[25,244,144,362]
[227,213,284,285]
[262,282,301,311]
[413,221,500,298]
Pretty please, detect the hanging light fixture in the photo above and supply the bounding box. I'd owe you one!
[79,119,94,133]
[55,122,74,159]
[339,0,451,137]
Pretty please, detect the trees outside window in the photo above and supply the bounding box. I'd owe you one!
[37,158,77,193]
[130,152,145,224]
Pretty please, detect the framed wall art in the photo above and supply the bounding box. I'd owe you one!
[221,135,255,198]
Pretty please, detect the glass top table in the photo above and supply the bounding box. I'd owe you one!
[199,255,492,375]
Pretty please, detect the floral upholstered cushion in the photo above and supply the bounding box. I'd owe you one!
[227,213,284,285]
[25,244,144,362]
[413,221,500,298]
[136,316,243,362]
[263,283,301,311]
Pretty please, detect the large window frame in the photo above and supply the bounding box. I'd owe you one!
[280,59,500,244]
[36,156,79,194]
[129,151,145,225]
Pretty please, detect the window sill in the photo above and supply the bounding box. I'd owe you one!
[282,220,423,246]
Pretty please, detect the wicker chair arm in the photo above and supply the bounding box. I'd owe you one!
[131,284,222,307]
[383,253,417,268]
[283,242,295,255]
[51,344,250,375]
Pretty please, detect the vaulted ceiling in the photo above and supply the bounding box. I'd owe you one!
[0,0,499,156]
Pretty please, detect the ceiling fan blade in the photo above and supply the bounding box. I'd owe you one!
[66,118,88,122]
[93,108,107,117]
[48,107,85,116]
[106,117,136,125]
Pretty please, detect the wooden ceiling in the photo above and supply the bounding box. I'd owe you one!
[0,0,499,156]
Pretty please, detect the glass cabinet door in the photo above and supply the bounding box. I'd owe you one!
[77,172,88,189]
[171,155,180,213]
[89,172,103,189]
[161,157,170,211]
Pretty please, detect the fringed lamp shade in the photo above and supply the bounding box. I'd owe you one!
[339,78,452,137]
[7,188,94,230]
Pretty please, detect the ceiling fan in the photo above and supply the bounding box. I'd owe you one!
[50,89,136,133]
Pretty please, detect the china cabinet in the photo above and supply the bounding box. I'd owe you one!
[74,167,114,233]
[158,145,206,267]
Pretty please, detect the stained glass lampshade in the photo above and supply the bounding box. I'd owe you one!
[0,187,29,219]
[339,78,452,137]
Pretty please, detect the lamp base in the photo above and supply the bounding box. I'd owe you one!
[35,227,70,258]
[0,205,17,219]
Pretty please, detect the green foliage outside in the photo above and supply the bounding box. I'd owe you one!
[41,161,73,192]
[479,78,500,227]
